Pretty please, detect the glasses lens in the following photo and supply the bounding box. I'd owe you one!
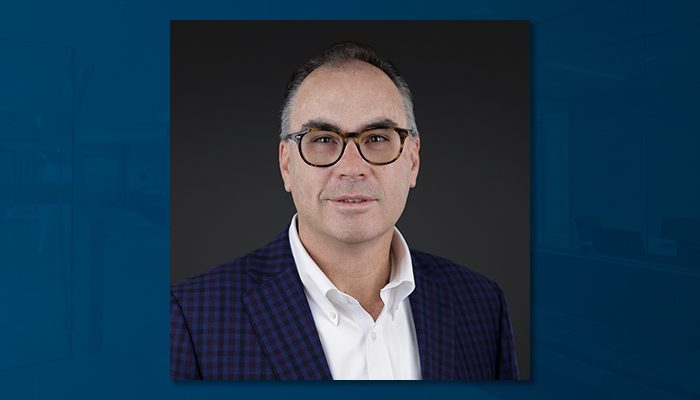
[359,128,402,164]
[300,130,344,166]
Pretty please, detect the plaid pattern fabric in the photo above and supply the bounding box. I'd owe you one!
[171,228,519,380]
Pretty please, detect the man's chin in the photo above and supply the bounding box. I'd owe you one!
[327,224,387,245]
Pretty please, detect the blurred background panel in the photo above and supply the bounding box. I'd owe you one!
[0,38,73,370]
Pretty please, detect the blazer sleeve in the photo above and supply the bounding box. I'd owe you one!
[495,286,519,379]
[170,291,201,380]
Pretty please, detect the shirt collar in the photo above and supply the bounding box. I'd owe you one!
[288,214,416,325]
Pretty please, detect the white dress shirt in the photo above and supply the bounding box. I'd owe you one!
[288,214,421,380]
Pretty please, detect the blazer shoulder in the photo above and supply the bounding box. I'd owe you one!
[171,231,293,304]
[409,248,505,299]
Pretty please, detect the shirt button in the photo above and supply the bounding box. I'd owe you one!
[329,311,337,320]
[370,331,377,340]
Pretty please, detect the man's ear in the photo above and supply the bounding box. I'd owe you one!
[409,137,420,188]
[279,141,293,193]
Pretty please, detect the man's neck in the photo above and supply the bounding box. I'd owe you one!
[298,222,393,320]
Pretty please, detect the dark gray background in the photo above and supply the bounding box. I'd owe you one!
[171,20,530,379]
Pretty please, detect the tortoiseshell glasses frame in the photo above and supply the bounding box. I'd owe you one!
[281,126,417,167]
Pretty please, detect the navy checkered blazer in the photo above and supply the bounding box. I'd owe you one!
[170,228,519,380]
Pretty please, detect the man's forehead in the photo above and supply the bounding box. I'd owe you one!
[290,61,406,131]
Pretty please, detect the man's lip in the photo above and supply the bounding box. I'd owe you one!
[328,195,376,201]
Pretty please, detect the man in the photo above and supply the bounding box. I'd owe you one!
[171,42,518,380]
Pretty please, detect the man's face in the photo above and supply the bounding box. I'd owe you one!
[280,61,420,245]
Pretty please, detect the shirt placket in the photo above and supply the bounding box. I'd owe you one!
[365,317,394,380]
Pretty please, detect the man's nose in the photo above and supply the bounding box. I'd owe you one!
[334,140,370,178]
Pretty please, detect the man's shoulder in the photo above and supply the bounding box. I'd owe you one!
[171,230,293,304]
[409,248,505,299]
[170,259,243,301]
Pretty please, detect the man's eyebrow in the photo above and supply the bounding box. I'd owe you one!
[300,119,341,132]
[300,117,399,132]
[358,118,399,131]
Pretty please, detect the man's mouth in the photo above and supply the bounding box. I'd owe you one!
[338,198,368,203]
[329,195,376,204]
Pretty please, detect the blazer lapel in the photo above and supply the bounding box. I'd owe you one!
[242,233,332,380]
[410,254,457,380]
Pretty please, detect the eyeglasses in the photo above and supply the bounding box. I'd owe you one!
[281,126,416,167]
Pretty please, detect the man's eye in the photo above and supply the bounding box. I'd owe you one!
[311,136,337,144]
[367,135,388,143]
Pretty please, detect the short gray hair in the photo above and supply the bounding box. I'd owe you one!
[280,41,418,137]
